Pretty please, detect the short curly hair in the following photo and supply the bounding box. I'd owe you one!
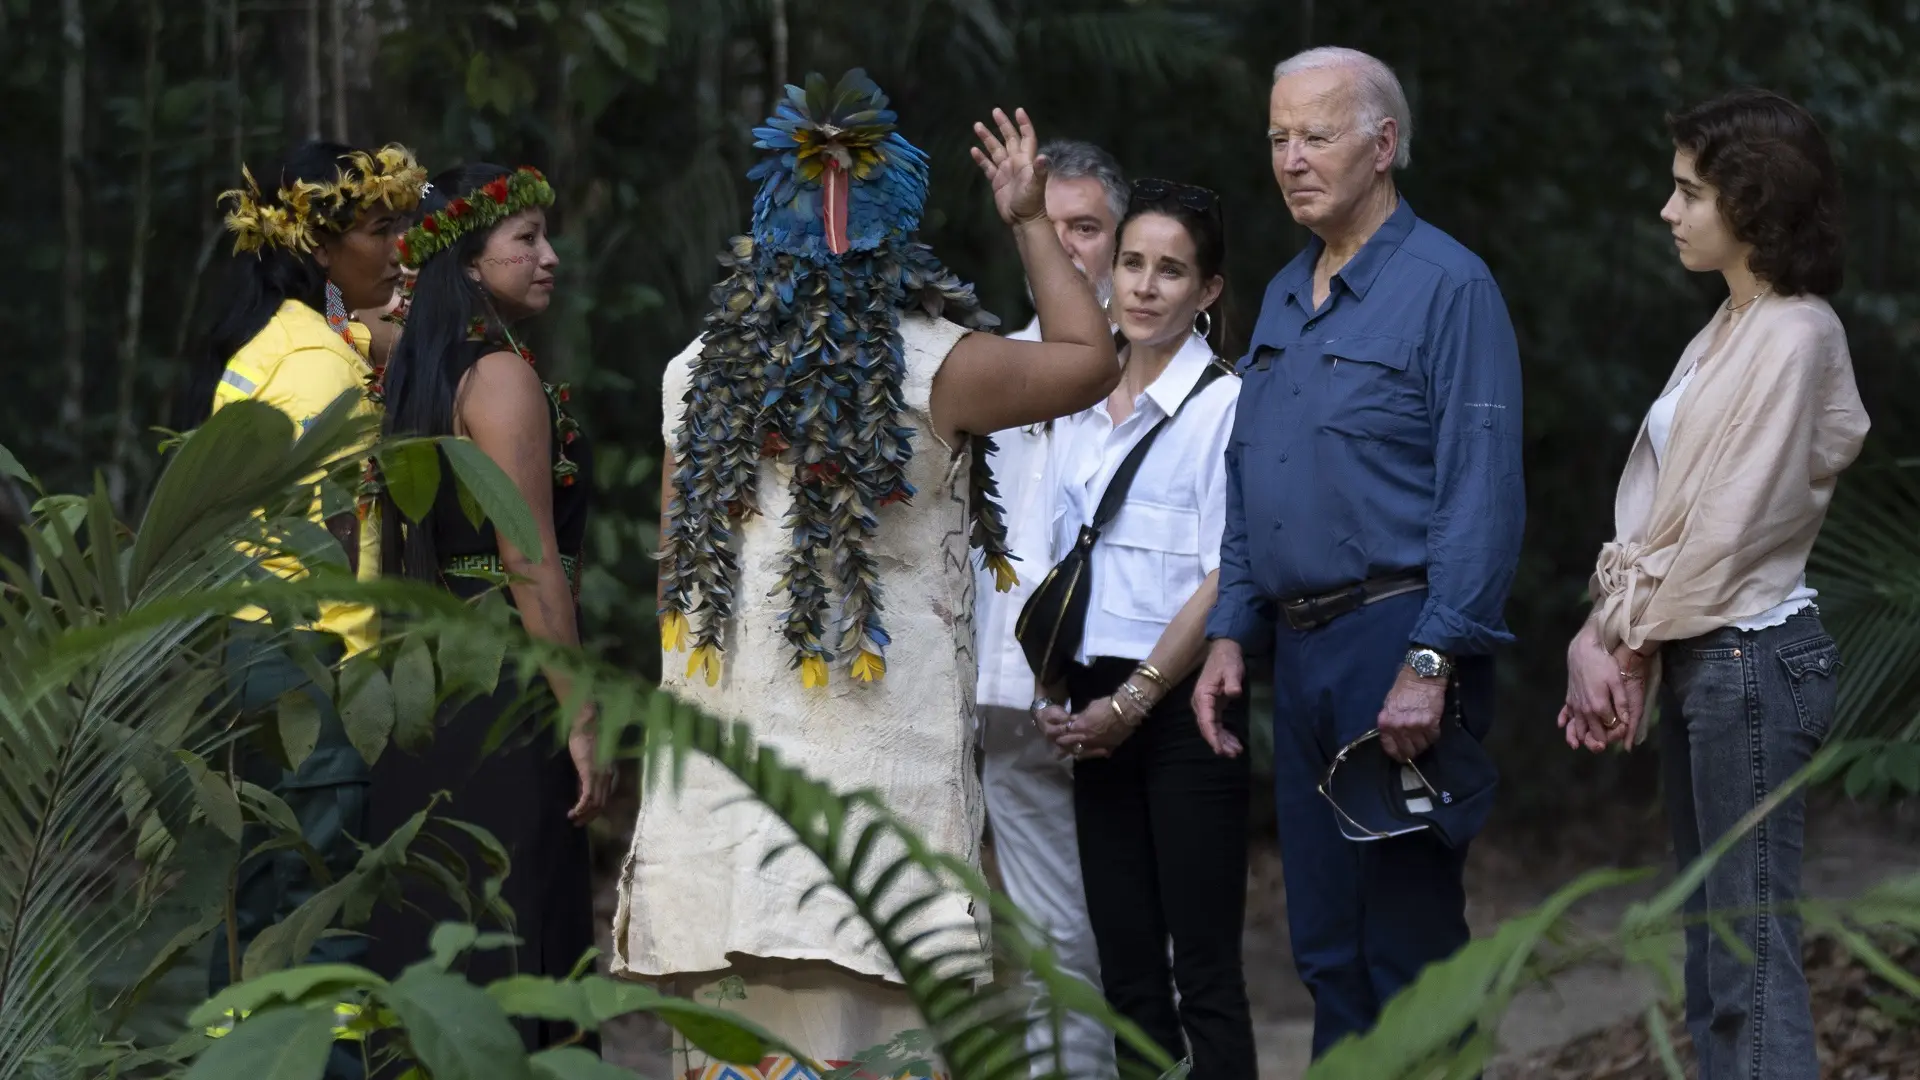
[1667,89,1845,296]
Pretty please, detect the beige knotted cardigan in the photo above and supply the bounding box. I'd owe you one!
[1590,293,1869,656]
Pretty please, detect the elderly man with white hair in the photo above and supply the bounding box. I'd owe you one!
[1193,47,1525,1055]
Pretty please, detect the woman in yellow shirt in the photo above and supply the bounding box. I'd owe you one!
[190,140,422,1080]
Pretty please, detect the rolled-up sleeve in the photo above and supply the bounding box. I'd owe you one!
[1411,279,1525,655]
[1205,418,1274,651]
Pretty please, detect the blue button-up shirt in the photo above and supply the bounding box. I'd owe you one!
[1205,199,1524,656]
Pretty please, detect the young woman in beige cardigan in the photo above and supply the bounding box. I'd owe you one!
[1559,90,1868,1078]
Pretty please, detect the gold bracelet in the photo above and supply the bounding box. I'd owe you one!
[1133,662,1172,691]
[1109,695,1144,729]
[1118,679,1157,714]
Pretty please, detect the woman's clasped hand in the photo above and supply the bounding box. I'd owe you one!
[1558,618,1649,753]
[1040,685,1153,760]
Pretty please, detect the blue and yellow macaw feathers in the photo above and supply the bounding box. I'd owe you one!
[747,69,929,262]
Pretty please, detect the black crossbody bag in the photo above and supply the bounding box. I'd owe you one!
[1015,360,1231,687]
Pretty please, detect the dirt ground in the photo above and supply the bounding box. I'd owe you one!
[592,787,1920,1079]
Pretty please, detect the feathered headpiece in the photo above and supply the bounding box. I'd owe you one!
[657,70,1013,689]
[219,143,427,255]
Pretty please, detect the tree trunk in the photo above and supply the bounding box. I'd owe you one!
[58,0,86,434]
[329,0,347,140]
[306,0,322,138]
[229,0,243,174]
[770,0,788,93]
[109,0,164,510]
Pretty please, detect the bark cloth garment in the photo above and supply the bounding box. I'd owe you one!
[614,314,988,1078]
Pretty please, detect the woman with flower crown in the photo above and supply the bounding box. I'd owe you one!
[614,73,1120,1078]
[191,140,423,1080]
[362,162,614,1050]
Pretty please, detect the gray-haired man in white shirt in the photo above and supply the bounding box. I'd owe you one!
[975,138,1126,1079]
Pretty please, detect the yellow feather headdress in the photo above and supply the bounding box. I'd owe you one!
[218,143,427,256]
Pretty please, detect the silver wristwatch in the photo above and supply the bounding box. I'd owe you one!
[1030,695,1062,718]
[1405,646,1454,680]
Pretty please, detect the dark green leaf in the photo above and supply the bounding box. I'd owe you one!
[393,636,437,747]
[429,923,479,971]
[381,442,443,524]
[530,1047,633,1080]
[488,975,597,1029]
[457,474,486,530]
[176,749,243,841]
[339,653,397,762]
[440,437,542,562]
[0,440,30,483]
[384,967,537,1080]
[278,690,321,771]
[238,782,305,846]
[579,9,628,66]
[580,977,769,1064]
[182,1005,337,1080]
[242,877,351,980]
[437,619,506,698]
[189,965,386,1028]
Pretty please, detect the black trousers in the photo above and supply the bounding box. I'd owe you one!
[1068,656,1256,1080]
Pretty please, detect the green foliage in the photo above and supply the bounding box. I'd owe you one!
[0,408,1155,1079]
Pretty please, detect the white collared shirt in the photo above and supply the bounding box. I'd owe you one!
[1048,332,1239,664]
[973,317,1060,710]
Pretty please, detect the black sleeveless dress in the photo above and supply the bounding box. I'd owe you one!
[365,341,595,1050]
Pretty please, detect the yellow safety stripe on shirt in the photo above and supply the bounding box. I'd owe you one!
[215,360,271,403]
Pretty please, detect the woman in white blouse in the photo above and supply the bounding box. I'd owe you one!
[1561,90,1868,1079]
[1034,179,1254,1080]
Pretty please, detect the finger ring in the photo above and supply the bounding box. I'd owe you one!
[1604,715,1621,729]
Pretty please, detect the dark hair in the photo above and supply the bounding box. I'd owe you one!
[180,141,369,428]
[1667,89,1845,296]
[1116,180,1233,354]
[379,162,522,580]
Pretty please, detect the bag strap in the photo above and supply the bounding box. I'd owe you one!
[1085,358,1232,536]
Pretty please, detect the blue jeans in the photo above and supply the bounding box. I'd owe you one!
[1660,610,1838,1080]
[1267,591,1494,1057]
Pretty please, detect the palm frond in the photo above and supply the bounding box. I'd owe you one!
[1807,461,1920,740]
[0,401,385,1076]
[1016,9,1243,91]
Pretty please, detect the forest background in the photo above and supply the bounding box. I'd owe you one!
[5,0,1920,838]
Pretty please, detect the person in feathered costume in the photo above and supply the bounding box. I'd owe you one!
[616,72,1121,1077]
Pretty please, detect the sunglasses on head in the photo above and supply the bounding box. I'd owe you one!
[1129,178,1221,215]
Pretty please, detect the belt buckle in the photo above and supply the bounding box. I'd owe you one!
[1286,585,1363,631]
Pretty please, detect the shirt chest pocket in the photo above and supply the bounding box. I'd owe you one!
[1318,336,1425,442]
[1097,500,1203,626]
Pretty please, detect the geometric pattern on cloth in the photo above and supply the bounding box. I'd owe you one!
[442,551,582,598]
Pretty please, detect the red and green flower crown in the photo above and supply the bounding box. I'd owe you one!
[397,166,553,269]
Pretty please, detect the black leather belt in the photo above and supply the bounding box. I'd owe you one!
[1280,572,1428,631]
